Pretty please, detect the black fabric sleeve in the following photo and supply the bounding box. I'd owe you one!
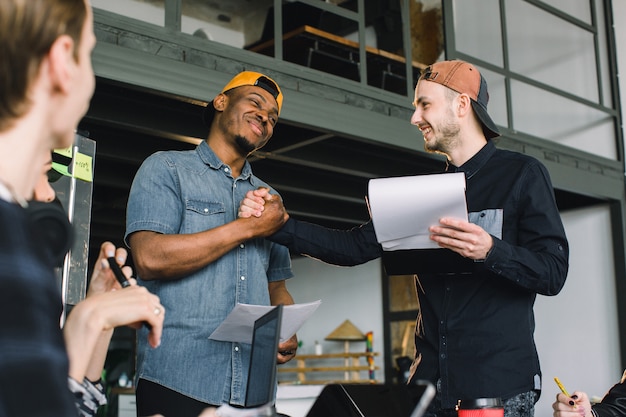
[0,270,78,417]
[483,161,569,296]
[269,218,383,266]
[593,380,626,417]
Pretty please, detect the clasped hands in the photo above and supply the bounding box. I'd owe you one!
[238,188,493,260]
[239,188,289,237]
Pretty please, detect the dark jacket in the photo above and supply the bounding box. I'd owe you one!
[271,141,569,408]
[594,378,626,417]
[0,200,78,417]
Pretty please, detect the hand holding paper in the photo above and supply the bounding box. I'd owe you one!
[209,300,321,344]
[428,217,494,260]
[368,172,468,251]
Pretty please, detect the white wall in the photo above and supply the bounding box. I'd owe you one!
[275,257,384,417]
[281,257,385,383]
[531,3,626,416]
[534,205,620,417]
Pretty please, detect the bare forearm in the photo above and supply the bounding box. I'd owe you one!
[84,329,114,382]
[269,281,298,363]
[269,281,295,306]
[130,218,259,280]
[64,302,105,382]
[64,286,164,381]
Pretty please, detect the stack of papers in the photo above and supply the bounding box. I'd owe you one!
[209,300,321,344]
[367,172,468,251]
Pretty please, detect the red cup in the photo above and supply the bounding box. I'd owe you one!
[457,398,504,417]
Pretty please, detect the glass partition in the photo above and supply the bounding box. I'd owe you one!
[92,0,165,27]
[479,67,509,131]
[181,0,271,48]
[91,0,447,98]
[540,0,591,23]
[507,0,599,103]
[449,0,619,161]
[409,0,444,66]
[245,0,430,96]
[511,79,617,159]
[453,0,503,67]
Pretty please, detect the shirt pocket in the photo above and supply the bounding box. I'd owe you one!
[183,200,226,233]
[469,209,503,239]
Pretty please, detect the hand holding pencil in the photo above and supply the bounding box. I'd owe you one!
[554,377,570,397]
[552,377,593,417]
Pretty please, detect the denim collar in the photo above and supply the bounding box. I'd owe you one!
[196,140,253,180]
[447,140,495,180]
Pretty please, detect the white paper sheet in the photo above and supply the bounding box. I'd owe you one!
[368,172,467,250]
[208,300,321,344]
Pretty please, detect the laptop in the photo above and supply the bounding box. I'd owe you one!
[306,380,435,417]
[244,304,284,408]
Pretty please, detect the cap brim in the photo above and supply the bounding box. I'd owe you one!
[471,100,500,139]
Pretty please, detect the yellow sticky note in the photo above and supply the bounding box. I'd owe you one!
[72,152,93,182]
[53,147,73,158]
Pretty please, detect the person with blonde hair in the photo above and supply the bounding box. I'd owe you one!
[0,1,165,416]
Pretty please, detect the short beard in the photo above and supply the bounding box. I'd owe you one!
[234,134,255,155]
[424,113,460,156]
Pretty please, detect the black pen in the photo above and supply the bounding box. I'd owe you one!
[108,257,131,288]
[107,257,152,330]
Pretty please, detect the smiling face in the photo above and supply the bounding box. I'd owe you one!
[410,79,461,157]
[215,85,279,155]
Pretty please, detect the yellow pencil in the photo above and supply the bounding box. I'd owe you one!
[554,377,570,397]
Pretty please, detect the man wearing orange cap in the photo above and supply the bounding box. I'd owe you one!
[125,71,297,416]
[240,60,569,417]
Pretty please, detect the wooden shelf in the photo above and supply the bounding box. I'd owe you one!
[294,352,379,360]
[278,352,379,384]
[247,25,425,96]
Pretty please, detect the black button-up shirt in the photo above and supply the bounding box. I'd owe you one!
[271,140,569,408]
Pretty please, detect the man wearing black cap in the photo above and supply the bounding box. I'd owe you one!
[125,71,298,416]
[240,60,569,417]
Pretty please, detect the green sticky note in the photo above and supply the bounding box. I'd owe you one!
[51,162,71,177]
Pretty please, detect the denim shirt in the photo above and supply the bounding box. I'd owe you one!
[125,141,293,406]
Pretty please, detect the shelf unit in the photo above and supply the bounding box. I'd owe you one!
[278,352,379,385]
